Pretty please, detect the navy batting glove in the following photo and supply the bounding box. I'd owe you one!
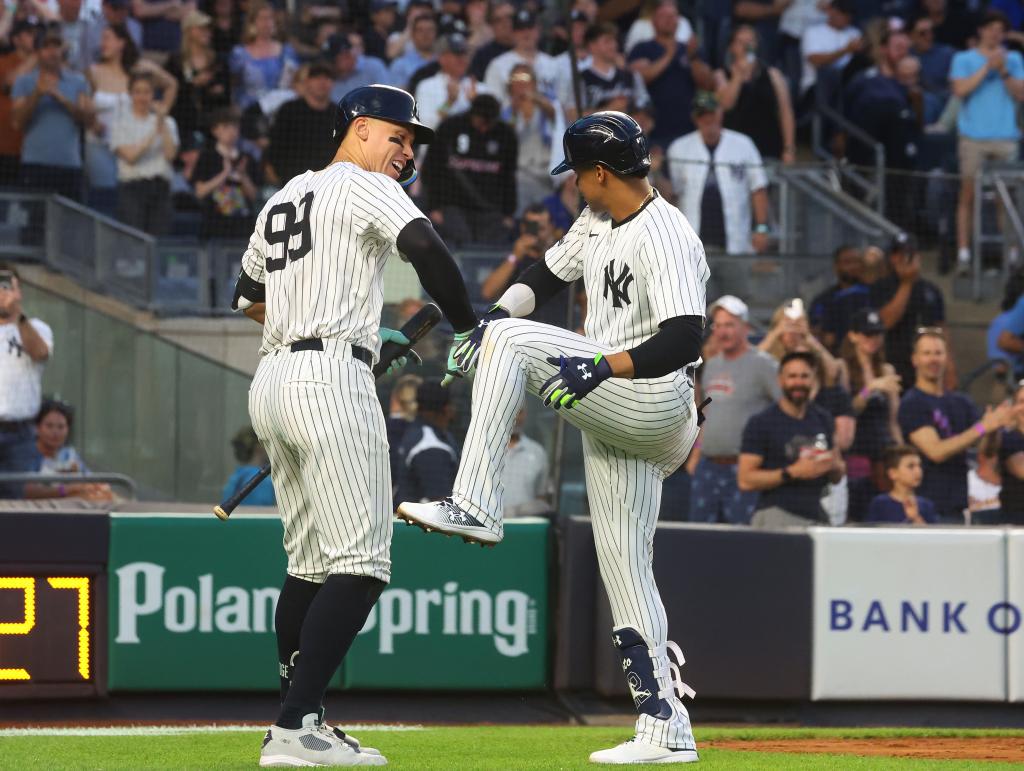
[540,353,613,410]
[451,305,509,375]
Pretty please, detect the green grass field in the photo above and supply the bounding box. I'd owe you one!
[2,726,1023,769]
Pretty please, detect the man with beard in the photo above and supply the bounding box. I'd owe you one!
[738,350,845,528]
[898,330,1014,523]
[809,244,870,353]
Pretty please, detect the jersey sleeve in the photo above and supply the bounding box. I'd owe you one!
[348,172,427,246]
[898,394,933,439]
[543,207,591,282]
[639,210,710,324]
[740,412,768,457]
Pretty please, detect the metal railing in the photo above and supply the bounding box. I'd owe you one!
[972,165,1024,301]
[810,103,887,216]
[0,472,138,499]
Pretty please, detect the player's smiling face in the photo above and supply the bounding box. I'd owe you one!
[367,119,415,181]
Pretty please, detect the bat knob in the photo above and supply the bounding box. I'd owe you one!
[214,506,230,521]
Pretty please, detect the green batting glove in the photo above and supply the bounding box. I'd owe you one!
[379,327,421,375]
[441,329,473,387]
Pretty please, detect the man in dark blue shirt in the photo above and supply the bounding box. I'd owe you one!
[627,0,712,147]
[393,379,460,507]
[809,244,870,352]
[738,351,846,527]
[898,330,1013,522]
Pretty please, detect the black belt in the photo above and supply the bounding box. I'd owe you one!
[289,338,373,367]
[0,419,31,433]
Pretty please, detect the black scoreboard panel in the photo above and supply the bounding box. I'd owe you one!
[0,512,110,699]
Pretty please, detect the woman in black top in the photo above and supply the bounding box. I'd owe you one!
[840,307,903,518]
[167,10,231,145]
[998,385,1024,524]
[713,23,796,163]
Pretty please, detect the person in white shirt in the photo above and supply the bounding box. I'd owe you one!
[0,263,53,499]
[623,0,693,57]
[415,33,479,130]
[799,0,861,97]
[667,91,769,255]
[109,70,179,234]
[552,7,593,120]
[484,9,559,104]
[503,408,550,517]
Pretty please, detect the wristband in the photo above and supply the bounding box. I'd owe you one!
[780,467,793,483]
[753,223,769,234]
[57,484,66,498]
[505,253,517,264]
[859,386,871,400]
[973,422,986,438]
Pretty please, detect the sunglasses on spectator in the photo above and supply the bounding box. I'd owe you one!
[914,326,944,340]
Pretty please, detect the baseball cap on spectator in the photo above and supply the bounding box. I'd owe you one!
[323,34,352,57]
[307,62,335,80]
[691,91,719,116]
[369,0,398,11]
[416,379,451,413]
[436,32,469,55]
[513,9,537,29]
[830,0,856,17]
[850,307,886,335]
[103,0,130,7]
[438,14,468,36]
[182,9,211,31]
[469,93,501,121]
[708,295,749,322]
[570,9,588,23]
[889,231,918,254]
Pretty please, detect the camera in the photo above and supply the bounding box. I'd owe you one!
[522,220,540,236]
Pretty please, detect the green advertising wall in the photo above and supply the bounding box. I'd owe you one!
[107,513,549,691]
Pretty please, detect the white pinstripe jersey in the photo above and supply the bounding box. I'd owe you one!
[240,162,426,358]
[544,191,710,354]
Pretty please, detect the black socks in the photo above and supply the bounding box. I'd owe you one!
[276,574,385,729]
[275,575,323,702]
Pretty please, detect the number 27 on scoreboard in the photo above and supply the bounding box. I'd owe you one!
[0,576,91,681]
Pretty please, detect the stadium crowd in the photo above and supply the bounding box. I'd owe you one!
[0,0,1021,255]
[4,0,1024,525]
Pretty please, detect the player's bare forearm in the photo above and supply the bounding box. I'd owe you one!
[607,351,635,378]
[244,303,266,324]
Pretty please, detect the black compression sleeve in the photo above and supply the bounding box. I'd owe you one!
[514,260,572,311]
[231,269,265,310]
[627,315,704,379]
[396,219,477,332]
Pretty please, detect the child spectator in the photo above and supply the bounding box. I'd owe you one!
[866,445,937,525]
[190,107,259,239]
[968,432,1003,523]
[997,384,1024,525]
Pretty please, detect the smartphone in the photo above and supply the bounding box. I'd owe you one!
[0,270,14,291]
[783,298,804,321]
[522,221,540,236]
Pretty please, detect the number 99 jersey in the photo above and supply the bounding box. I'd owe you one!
[235,162,427,359]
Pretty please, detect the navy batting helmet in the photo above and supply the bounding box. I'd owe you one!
[334,84,434,186]
[550,111,651,177]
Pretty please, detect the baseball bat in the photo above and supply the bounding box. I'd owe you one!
[214,303,445,520]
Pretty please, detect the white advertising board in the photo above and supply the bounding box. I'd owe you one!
[812,528,1008,701]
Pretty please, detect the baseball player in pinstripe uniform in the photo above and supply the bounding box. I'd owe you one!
[232,85,478,767]
[398,112,710,764]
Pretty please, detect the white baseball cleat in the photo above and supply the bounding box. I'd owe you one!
[589,738,699,764]
[259,714,387,766]
[396,498,501,545]
[324,725,381,757]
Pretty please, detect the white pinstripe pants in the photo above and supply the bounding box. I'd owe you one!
[249,342,392,584]
[453,319,699,645]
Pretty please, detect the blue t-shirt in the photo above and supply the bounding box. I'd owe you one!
[866,493,938,524]
[627,40,695,145]
[898,387,981,516]
[809,283,871,344]
[740,402,834,521]
[12,69,90,168]
[222,465,276,507]
[987,294,1024,376]
[950,48,1024,140]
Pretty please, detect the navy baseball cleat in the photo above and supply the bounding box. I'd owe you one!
[396,498,501,545]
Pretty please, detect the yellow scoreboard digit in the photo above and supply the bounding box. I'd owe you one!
[0,575,98,693]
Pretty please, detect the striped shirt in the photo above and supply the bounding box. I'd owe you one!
[240,162,427,358]
[544,191,710,353]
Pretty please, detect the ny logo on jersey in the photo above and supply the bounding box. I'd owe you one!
[603,260,634,308]
[577,363,591,380]
[7,337,24,358]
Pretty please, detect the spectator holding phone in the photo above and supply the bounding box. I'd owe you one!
[866,444,937,525]
[870,233,947,389]
[190,107,259,239]
[0,263,53,499]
